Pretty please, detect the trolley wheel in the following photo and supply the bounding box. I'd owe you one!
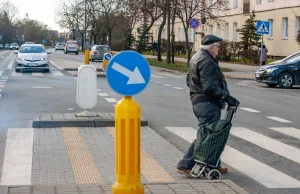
[207,169,221,180]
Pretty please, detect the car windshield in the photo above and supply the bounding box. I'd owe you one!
[68,43,77,47]
[11,43,18,46]
[284,54,300,64]
[19,46,46,53]
[96,46,110,51]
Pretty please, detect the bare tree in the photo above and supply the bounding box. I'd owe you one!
[156,0,167,61]
[175,0,229,66]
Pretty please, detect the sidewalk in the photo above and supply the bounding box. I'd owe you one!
[0,113,249,194]
[112,51,258,80]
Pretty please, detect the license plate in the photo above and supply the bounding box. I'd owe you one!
[27,63,38,66]
[255,73,260,78]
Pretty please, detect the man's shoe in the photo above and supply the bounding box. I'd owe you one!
[218,167,228,173]
[176,169,192,177]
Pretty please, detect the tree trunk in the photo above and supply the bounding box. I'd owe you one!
[166,0,171,64]
[171,6,176,64]
[157,12,167,61]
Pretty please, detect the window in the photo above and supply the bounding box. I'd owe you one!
[234,0,238,8]
[209,25,213,34]
[188,28,192,42]
[225,0,229,8]
[178,28,181,41]
[296,16,300,38]
[209,0,213,6]
[233,22,237,40]
[216,24,220,36]
[224,23,229,40]
[256,0,261,4]
[243,0,250,14]
[282,17,288,39]
[267,19,273,39]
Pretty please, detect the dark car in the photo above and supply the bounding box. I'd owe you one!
[255,52,300,88]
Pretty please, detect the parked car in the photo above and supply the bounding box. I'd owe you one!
[5,44,10,49]
[89,45,111,61]
[55,42,64,51]
[14,44,51,73]
[0,44,3,49]
[24,42,35,44]
[268,51,300,65]
[10,43,19,50]
[64,41,79,54]
[255,51,300,88]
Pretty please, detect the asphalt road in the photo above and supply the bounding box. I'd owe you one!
[0,49,300,194]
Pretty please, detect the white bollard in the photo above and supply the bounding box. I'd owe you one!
[76,65,98,117]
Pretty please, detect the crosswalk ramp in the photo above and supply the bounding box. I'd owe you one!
[11,70,65,77]
[166,126,300,189]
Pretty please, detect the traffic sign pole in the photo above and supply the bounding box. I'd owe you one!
[103,53,112,71]
[260,35,264,66]
[112,96,144,194]
[256,20,270,66]
[106,51,151,194]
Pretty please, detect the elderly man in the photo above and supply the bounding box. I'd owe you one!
[176,34,239,177]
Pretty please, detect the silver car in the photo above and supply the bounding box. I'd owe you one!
[90,45,111,61]
[55,42,64,51]
[14,44,51,72]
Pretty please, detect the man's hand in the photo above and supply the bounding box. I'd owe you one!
[225,95,240,106]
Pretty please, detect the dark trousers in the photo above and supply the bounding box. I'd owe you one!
[177,101,221,170]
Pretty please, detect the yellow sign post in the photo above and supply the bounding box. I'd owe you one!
[112,96,144,194]
[106,51,151,194]
[102,53,112,71]
[84,49,90,65]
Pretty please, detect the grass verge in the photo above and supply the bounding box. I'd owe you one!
[147,58,231,73]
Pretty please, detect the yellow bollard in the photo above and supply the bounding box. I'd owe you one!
[84,49,90,64]
[112,96,144,194]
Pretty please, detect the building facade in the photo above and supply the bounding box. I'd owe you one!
[133,0,300,58]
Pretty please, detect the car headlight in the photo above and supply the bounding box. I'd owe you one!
[17,57,24,61]
[266,67,278,73]
[41,58,48,61]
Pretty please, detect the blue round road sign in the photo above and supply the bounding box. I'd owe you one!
[104,53,112,60]
[189,18,200,29]
[106,51,151,96]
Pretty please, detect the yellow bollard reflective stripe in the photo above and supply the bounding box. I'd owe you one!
[112,96,144,194]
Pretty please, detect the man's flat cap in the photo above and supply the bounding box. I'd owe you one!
[201,34,223,45]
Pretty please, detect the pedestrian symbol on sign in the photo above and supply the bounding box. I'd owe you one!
[256,21,270,35]
[258,22,268,33]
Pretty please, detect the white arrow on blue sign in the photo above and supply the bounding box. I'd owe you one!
[256,21,270,35]
[106,51,151,96]
[104,53,112,61]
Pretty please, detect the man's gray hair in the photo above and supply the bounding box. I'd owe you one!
[201,43,219,50]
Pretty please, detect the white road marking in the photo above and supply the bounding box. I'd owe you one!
[1,128,34,185]
[240,107,260,113]
[165,127,300,188]
[32,73,44,76]
[266,116,292,123]
[157,72,184,79]
[98,93,109,97]
[0,85,4,88]
[173,87,184,90]
[49,60,63,70]
[231,127,300,165]
[67,108,74,111]
[151,74,167,78]
[269,127,300,140]
[11,71,22,76]
[32,87,52,89]
[6,61,13,70]
[153,81,161,83]
[0,82,5,85]
[51,71,64,76]
[163,84,172,87]
[0,71,3,77]
[97,89,101,92]
[105,98,118,103]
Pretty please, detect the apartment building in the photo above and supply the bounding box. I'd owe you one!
[134,0,300,58]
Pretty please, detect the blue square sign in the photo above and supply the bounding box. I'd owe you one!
[256,21,270,35]
[106,51,151,96]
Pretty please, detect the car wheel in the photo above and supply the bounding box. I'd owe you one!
[267,84,277,88]
[44,69,50,73]
[278,72,294,88]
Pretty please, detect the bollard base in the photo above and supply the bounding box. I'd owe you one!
[112,182,144,194]
[75,110,98,117]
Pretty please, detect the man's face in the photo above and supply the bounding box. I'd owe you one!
[209,43,220,58]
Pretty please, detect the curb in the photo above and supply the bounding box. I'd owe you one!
[222,180,250,194]
[32,119,148,128]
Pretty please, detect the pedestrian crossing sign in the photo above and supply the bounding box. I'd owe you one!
[256,21,270,34]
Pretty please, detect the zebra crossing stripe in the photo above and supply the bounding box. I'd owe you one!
[1,128,34,185]
[165,126,300,188]
[231,127,300,165]
[51,71,64,76]
[32,73,44,76]
[269,127,300,140]
[11,71,22,76]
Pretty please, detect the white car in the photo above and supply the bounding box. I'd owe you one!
[14,44,51,72]
[55,42,64,51]
[10,43,19,50]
